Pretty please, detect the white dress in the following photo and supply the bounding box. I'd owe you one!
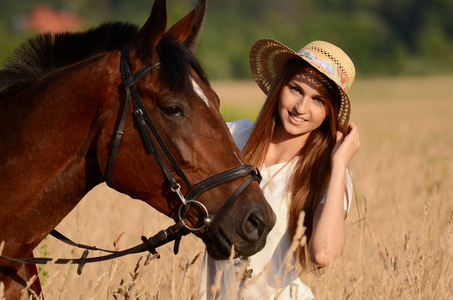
[199,119,352,300]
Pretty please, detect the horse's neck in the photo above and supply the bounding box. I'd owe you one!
[0,55,117,253]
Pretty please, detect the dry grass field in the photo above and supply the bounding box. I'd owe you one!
[2,76,453,299]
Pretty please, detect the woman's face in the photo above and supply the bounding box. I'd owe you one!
[276,69,329,140]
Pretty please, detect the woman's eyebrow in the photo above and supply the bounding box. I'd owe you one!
[290,78,325,99]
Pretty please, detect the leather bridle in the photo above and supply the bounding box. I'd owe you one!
[106,43,262,232]
[0,44,262,272]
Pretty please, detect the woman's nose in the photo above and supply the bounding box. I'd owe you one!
[295,97,309,114]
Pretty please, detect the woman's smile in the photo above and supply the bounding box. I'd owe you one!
[288,111,308,124]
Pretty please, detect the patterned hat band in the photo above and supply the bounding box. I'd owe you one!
[297,49,350,93]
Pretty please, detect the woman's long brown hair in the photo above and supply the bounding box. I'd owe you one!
[243,58,341,271]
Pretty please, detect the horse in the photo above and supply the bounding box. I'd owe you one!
[0,0,275,297]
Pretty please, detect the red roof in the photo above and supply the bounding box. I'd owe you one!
[27,3,83,33]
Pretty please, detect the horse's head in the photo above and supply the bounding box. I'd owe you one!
[98,0,275,259]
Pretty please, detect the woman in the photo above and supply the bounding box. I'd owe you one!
[200,39,360,299]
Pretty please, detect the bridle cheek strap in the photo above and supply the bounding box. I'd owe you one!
[105,43,192,191]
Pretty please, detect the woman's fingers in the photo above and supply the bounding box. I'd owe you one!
[332,122,360,165]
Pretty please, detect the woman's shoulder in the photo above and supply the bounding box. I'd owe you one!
[227,119,255,151]
[227,118,255,132]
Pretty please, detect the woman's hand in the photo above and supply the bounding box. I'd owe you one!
[331,122,360,168]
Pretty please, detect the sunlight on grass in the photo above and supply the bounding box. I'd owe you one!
[23,76,453,299]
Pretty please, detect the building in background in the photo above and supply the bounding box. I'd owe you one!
[13,2,83,34]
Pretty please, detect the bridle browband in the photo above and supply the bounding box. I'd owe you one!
[0,44,262,273]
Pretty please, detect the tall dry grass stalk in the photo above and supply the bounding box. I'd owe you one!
[2,76,453,299]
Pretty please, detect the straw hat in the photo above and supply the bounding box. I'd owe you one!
[249,39,356,131]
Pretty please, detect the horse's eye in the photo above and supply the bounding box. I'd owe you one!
[162,105,182,116]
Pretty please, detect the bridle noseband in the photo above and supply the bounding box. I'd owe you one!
[106,44,262,232]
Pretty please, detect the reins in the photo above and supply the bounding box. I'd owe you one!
[1,221,186,275]
[1,43,262,272]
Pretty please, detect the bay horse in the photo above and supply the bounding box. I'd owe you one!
[0,0,275,297]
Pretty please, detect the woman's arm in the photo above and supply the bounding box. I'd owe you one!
[308,122,360,266]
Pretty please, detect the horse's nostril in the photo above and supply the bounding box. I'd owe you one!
[246,214,260,230]
[241,211,265,242]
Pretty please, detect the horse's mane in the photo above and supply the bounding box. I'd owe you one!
[156,34,210,94]
[0,22,139,95]
[0,20,209,97]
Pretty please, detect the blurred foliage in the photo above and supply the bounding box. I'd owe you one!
[0,0,452,79]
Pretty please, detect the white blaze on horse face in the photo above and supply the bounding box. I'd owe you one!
[233,150,245,165]
[190,77,244,166]
[191,77,209,107]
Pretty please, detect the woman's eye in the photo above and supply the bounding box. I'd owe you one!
[289,85,301,94]
[314,98,325,104]
[162,105,182,116]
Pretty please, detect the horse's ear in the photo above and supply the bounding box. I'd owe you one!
[130,0,167,60]
[167,0,206,52]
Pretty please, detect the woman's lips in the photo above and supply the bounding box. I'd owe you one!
[288,111,307,124]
